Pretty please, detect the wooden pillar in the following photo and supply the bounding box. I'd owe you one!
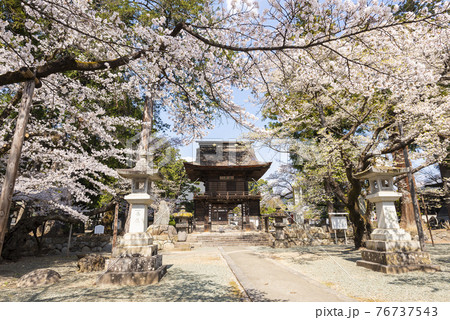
[241,203,244,230]
[0,80,35,257]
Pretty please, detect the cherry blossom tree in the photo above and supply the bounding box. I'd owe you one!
[257,3,449,247]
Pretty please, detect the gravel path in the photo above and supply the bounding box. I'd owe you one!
[0,248,244,302]
[252,244,450,302]
[1,243,448,302]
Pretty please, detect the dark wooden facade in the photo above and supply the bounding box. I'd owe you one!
[184,141,271,230]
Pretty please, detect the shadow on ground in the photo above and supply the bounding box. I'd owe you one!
[246,288,288,302]
[0,256,78,279]
[0,265,242,302]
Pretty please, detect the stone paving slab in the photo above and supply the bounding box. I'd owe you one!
[220,246,354,302]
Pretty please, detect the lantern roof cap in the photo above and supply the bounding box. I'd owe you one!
[173,206,193,218]
[353,166,407,180]
[117,156,163,180]
[266,206,288,218]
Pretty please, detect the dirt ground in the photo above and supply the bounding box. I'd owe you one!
[0,248,244,302]
[428,228,450,244]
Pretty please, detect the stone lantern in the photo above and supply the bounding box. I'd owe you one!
[268,207,288,241]
[354,166,439,273]
[97,155,167,286]
[355,166,410,242]
[173,206,192,242]
[111,155,163,256]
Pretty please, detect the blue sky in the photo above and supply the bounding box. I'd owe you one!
[167,0,282,179]
[172,88,287,179]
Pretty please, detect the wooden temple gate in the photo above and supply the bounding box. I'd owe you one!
[184,141,270,232]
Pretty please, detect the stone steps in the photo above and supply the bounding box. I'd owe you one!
[186,232,272,247]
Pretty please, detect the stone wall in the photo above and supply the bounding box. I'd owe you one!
[281,225,354,246]
[21,234,112,256]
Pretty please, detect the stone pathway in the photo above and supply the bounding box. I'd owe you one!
[219,246,354,302]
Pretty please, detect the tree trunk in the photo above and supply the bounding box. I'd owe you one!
[439,152,450,222]
[393,149,418,235]
[323,178,334,214]
[398,123,425,250]
[112,202,119,249]
[0,80,35,258]
[140,95,154,158]
[125,203,132,233]
[347,180,365,248]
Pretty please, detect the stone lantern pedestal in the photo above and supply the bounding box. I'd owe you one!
[112,193,156,257]
[354,166,439,274]
[97,156,167,286]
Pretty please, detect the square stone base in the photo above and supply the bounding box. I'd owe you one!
[177,231,187,242]
[112,232,157,257]
[118,232,153,246]
[361,249,432,265]
[106,255,162,272]
[112,244,158,257]
[358,240,440,274]
[371,228,411,241]
[356,260,440,274]
[365,240,421,252]
[96,265,167,286]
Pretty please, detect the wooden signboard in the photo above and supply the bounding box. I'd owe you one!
[329,213,348,244]
[330,216,348,230]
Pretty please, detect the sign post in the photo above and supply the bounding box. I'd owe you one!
[329,213,349,245]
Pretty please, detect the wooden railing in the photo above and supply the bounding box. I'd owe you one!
[194,191,260,198]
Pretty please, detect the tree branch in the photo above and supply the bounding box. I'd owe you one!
[360,119,396,165]
[0,19,186,87]
[85,201,117,217]
[393,160,439,184]
[0,51,145,86]
[327,176,348,205]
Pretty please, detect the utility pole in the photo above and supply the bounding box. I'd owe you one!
[0,79,36,257]
[398,122,426,251]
